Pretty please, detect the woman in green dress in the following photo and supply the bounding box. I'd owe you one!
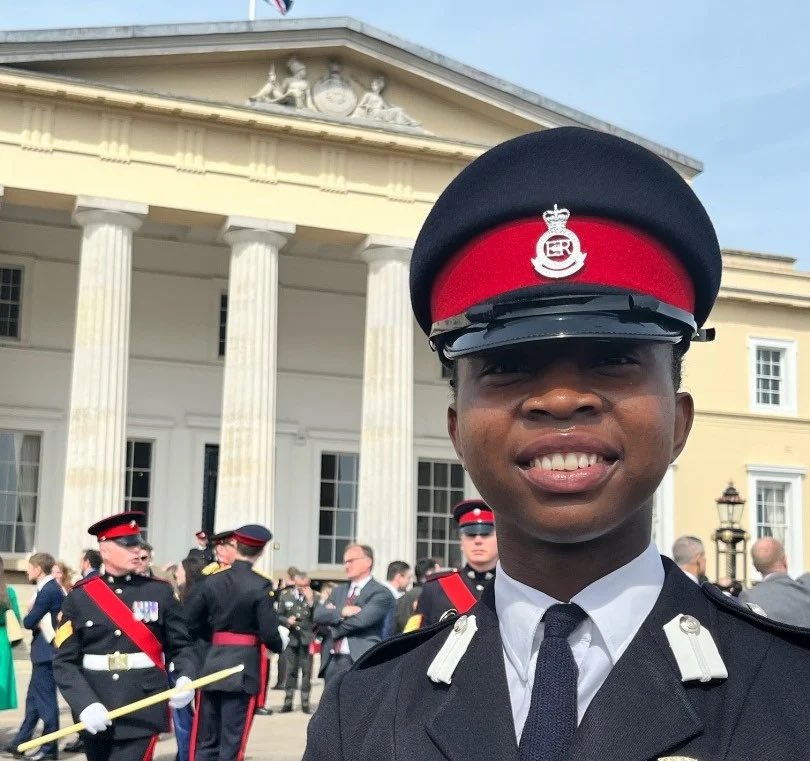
[0,556,21,710]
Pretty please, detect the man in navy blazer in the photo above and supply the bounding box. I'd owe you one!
[6,552,64,760]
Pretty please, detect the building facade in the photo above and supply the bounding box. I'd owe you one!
[0,19,807,580]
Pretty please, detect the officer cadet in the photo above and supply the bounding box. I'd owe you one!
[53,512,197,761]
[201,529,237,575]
[304,127,810,761]
[185,524,284,761]
[410,499,498,629]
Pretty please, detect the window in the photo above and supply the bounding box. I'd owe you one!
[218,293,228,357]
[201,444,219,536]
[318,452,359,565]
[416,459,465,567]
[0,267,23,339]
[748,338,797,415]
[747,465,806,577]
[125,440,153,536]
[755,481,788,543]
[0,431,41,553]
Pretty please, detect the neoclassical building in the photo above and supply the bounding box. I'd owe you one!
[0,19,807,580]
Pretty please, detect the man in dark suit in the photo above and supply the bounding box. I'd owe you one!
[304,128,810,761]
[278,570,316,713]
[78,549,102,580]
[6,553,63,760]
[313,544,393,684]
[739,537,810,626]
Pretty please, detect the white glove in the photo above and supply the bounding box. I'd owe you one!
[168,676,195,709]
[278,625,290,651]
[80,702,111,735]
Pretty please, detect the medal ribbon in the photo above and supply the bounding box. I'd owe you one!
[82,577,166,671]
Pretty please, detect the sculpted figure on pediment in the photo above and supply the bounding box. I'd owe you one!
[249,57,314,111]
[351,75,420,127]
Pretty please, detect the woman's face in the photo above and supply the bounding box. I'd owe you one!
[175,564,187,588]
[52,565,63,583]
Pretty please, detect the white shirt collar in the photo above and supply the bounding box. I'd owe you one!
[384,581,404,599]
[682,569,700,584]
[349,574,373,594]
[495,543,664,681]
[36,574,54,592]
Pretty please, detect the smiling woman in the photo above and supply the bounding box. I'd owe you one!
[304,126,810,761]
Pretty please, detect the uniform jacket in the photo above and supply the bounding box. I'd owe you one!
[415,564,495,628]
[304,559,810,761]
[313,577,393,675]
[738,572,810,627]
[23,577,63,664]
[53,572,197,740]
[184,559,283,695]
[278,587,315,647]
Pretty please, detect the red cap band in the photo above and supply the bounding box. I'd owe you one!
[430,217,695,324]
[233,531,267,548]
[98,522,140,541]
[458,509,495,526]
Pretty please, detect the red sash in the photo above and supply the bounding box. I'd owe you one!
[437,573,478,615]
[82,576,165,671]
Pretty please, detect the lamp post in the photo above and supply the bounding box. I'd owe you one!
[711,482,749,585]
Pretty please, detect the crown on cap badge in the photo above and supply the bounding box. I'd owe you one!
[532,204,587,279]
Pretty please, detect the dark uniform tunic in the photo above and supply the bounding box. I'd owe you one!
[277,586,315,708]
[54,572,196,761]
[414,565,496,628]
[185,559,283,761]
[304,560,810,760]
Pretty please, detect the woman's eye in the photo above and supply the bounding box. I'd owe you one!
[481,358,527,375]
[595,353,639,367]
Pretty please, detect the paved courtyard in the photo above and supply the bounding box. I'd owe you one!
[0,656,318,761]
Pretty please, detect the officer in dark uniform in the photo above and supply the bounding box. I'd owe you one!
[200,529,237,576]
[53,512,197,761]
[411,499,497,629]
[277,570,316,713]
[303,127,810,761]
[185,524,284,761]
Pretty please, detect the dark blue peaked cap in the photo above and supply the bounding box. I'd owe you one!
[410,127,721,352]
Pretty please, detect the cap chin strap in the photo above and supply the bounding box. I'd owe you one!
[430,293,714,352]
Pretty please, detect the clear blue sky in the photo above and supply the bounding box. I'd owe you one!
[2,0,809,269]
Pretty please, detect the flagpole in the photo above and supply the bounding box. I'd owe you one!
[249,0,256,21]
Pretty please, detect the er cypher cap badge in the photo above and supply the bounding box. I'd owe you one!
[532,204,587,279]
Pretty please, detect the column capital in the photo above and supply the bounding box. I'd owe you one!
[361,234,414,266]
[222,216,295,249]
[73,196,148,231]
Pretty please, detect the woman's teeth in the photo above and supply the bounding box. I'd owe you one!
[530,453,602,471]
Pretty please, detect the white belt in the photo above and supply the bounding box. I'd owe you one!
[82,652,156,671]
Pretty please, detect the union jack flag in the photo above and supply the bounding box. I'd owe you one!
[265,0,294,14]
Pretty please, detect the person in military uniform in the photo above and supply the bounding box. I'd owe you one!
[185,524,284,761]
[200,529,237,576]
[53,512,197,761]
[410,499,498,629]
[303,127,810,761]
[277,570,315,713]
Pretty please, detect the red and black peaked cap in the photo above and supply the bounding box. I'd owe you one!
[88,511,146,546]
[453,499,495,536]
[410,127,722,359]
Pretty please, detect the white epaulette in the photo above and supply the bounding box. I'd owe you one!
[663,614,728,683]
[426,614,478,685]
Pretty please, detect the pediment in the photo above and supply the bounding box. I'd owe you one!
[0,18,700,174]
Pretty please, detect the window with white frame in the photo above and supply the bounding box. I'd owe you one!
[0,430,41,553]
[0,267,23,340]
[125,440,153,537]
[748,338,797,415]
[416,459,465,568]
[747,465,806,578]
[318,452,359,565]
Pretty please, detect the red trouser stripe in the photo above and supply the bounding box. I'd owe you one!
[141,735,159,761]
[188,690,202,761]
[236,695,257,761]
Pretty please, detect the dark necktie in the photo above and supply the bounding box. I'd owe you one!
[332,585,358,654]
[518,603,588,761]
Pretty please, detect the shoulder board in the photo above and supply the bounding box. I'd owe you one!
[702,582,810,642]
[354,616,456,670]
[424,568,459,583]
[202,563,227,576]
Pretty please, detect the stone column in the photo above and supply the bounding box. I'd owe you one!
[215,217,294,542]
[355,237,415,575]
[59,197,146,560]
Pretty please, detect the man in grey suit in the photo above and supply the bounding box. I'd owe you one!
[313,543,394,683]
[739,537,810,627]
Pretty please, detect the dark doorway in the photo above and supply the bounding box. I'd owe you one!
[201,444,219,536]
